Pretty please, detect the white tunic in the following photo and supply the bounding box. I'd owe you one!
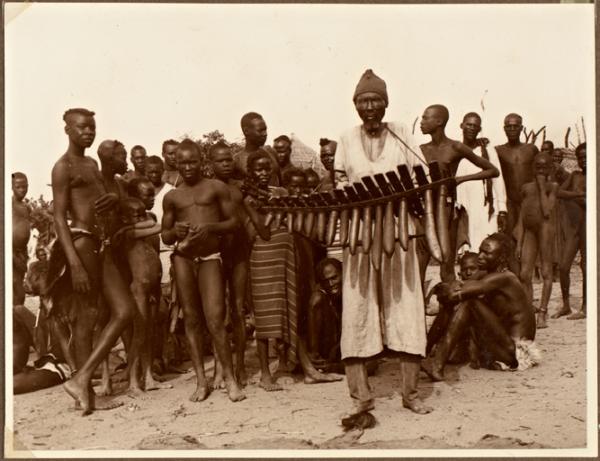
[455,144,507,252]
[334,122,427,359]
[151,182,175,284]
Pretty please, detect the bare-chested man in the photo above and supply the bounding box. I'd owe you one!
[553,143,586,320]
[12,172,31,306]
[422,233,539,381]
[56,124,138,415]
[208,140,270,387]
[419,104,499,282]
[495,114,539,249]
[515,152,558,329]
[273,135,296,183]
[123,145,147,183]
[316,138,337,192]
[232,112,280,185]
[161,139,183,187]
[161,139,245,402]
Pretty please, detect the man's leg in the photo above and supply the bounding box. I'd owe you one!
[70,237,102,374]
[537,222,555,328]
[399,352,432,414]
[422,303,470,381]
[568,228,586,320]
[343,357,374,415]
[556,231,579,318]
[505,200,520,274]
[14,369,63,395]
[440,210,459,283]
[518,229,538,306]
[63,250,135,415]
[196,259,245,402]
[426,301,454,355]
[230,257,249,386]
[172,255,211,402]
[468,299,517,367]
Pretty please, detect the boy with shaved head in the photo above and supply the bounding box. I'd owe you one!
[419,104,499,282]
[495,113,539,256]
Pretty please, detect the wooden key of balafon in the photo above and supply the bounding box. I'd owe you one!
[334,189,351,246]
[302,194,317,237]
[322,191,340,246]
[413,165,443,263]
[385,170,409,251]
[312,193,329,243]
[427,161,452,262]
[374,173,396,257]
[344,185,361,255]
[292,196,306,233]
[362,176,384,270]
[397,164,425,217]
[353,182,373,254]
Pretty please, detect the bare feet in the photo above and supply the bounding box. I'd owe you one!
[64,379,92,416]
[536,312,548,329]
[189,383,210,402]
[226,379,246,402]
[212,373,225,390]
[95,380,113,397]
[145,376,173,391]
[420,358,444,382]
[127,386,145,398]
[303,372,343,384]
[403,398,433,414]
[551,307,571,319]
[259,375,283,392]
[567,311,586,320]
[236,366,248,387]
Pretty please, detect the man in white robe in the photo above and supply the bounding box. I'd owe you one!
[334,69,432,420]
[455,113,507,253]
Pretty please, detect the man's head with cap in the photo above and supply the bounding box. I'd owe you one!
[353,69,388,106]
[353,69,388,132]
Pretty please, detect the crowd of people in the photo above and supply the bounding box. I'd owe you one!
[11,69,587,430]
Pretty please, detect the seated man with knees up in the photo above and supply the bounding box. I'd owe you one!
[422,233,539,381]
[425,252,482,369]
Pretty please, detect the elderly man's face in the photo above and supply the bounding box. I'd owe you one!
[355,92,386,126]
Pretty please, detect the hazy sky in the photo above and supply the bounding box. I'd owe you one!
[5,3,595,199]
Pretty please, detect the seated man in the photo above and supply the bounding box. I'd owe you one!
[307,258,343,366]
[13,307,73,395]
[425,252,481,367]
[422,233,539,381]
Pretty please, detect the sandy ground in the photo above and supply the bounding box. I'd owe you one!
[9,267,588,452]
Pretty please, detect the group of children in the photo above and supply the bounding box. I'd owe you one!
[11,105,587,421]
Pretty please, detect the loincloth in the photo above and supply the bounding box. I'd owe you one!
[33,353,72,382]
[494,338,541,371]
[42,228,101,319]
[173,247,222,265]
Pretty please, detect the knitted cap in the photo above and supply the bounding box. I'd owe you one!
[353,69,388,105]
